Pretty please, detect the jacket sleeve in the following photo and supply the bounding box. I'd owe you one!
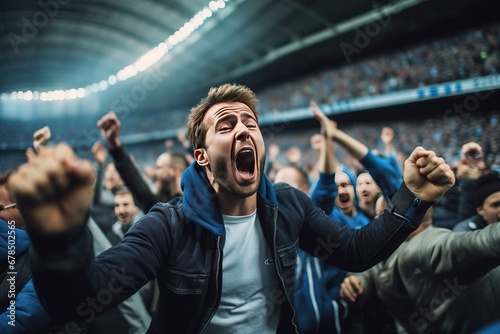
[109,146,159,212]
[408,224,500,282]
[457,179,478,220]
[92,162,104,206]
[310,172,337,215]
[359,150,402,198]
[296,183,430,272]
[0,280,51,333]
[28,207,170,327]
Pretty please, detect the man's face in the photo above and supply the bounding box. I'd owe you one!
[154,153,174,193]
[356,173,380,204]
[477,191,500,224]
[195,102,265,198]
[0,185,25,229]
[114,193,139,226]
[335,172,355,215]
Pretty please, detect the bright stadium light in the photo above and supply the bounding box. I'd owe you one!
[6,0,233,102]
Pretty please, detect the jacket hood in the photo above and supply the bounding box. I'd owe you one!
[338,167,359,207]
[181,162,277,236]
[1,219,30,261]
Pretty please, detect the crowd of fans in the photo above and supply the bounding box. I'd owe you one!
[2,22,499,175]
[257,21,500,113]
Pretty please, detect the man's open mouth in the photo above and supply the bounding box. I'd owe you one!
[339,194,350,203]
[236,148,255,180]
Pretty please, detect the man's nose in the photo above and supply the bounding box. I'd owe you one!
[235,124,250,141]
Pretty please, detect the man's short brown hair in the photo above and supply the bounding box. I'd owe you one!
[187,83,259,150]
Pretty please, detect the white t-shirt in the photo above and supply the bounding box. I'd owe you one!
[204,211,282,333]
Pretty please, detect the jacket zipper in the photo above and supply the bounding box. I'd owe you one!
[270,206,299,334]
[199,235,223,333]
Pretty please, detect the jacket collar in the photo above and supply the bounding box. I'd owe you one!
[181,162,277,236]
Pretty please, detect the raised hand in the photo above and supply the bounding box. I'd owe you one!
[310,101,338,139]
[97,111,122,149]
[403,147,455,202]
[8,143,95,233]
[33,126,52,153]
[92,141,108,166]
[381,127,394,146]
[460,141,485,173]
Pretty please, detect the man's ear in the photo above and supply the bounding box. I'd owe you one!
[477,205,484,216]
[194,149,209,166]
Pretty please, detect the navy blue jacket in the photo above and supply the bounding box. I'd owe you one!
[0,219,50,333]
[29,162,429,333]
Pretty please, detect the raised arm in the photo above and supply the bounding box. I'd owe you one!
[299,146,455,271]
[7,144,165,328]
[97,111,160,212]
[310,101,339,214]
[310,102,402,197]
[33,126,52,153]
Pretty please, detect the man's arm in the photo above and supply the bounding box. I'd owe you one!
[311,102,402,197]
[309,101,339,214]
[298,146,455,271]
[409,223,500,282]
[97,111,160,212]
[7,144,165,327]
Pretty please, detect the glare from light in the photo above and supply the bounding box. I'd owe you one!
[67,89,77,99]
[184,22,195,33]
[209,1,218,11]
[117,65,138,81]
[99,80,109,91]
[158,42,167,54]
[5,0,230,102]
[136,46,167,72]
[24,91,33,101]
[167,35,178,47]
[203,7,213,17]
[108,75,117,85]
[192,14,204,28]
[77,88,86,98]
[54,90,65,100]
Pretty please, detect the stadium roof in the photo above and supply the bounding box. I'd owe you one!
[0,0,496,113]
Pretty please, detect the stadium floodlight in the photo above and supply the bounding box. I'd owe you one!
[5,0,233,102]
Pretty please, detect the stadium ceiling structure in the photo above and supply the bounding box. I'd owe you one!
[0,0,496,114]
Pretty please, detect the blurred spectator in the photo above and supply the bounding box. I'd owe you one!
[453,171,500,232]
[340,207,500,333]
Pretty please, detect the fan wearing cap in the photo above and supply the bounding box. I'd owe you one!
[453,171,500,232]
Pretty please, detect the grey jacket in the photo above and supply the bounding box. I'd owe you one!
[356,224,500,334]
